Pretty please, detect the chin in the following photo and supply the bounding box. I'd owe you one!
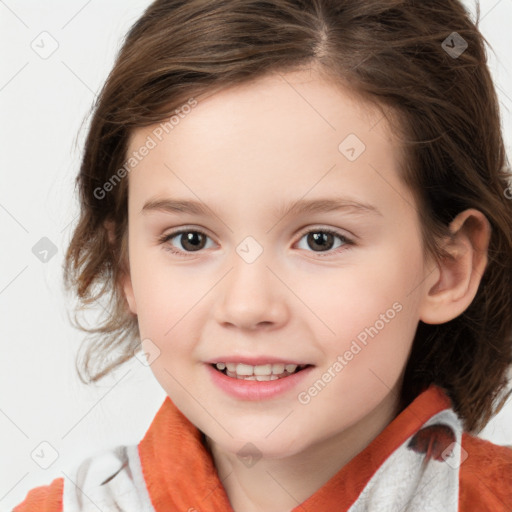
[214,432,305,461]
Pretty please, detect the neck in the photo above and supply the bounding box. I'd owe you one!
[204,389,401,512]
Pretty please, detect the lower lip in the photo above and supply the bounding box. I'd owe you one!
[206,364,314,401]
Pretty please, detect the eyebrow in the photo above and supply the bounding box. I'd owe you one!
[141,196,382,219]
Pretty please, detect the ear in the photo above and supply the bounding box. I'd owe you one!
[418,208,491,324]
[121,267,138,316]
[104,219,137,316]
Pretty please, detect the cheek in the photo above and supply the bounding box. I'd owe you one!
[313,243,423,367]
[128,257,209,381]
[318,249,420,327]
[128,240,194,336]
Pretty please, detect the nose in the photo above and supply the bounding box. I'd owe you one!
[213,252,289,331]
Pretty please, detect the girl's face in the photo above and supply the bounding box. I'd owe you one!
[122,68,432,459]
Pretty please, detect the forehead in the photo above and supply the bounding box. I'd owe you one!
[125,69,410,217]
[127,67,398,153]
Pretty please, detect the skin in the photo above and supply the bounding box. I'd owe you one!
[118,67,490,512]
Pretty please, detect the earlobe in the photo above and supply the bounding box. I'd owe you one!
[122,271,138,316]
[119,249,137,316]
[104,219,138,316]
[419,209,491,325]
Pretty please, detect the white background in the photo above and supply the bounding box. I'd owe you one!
[1,1,511,509]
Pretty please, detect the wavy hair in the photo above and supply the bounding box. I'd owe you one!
[63,0,512,433]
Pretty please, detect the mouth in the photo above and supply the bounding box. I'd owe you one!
[211,362,312,381]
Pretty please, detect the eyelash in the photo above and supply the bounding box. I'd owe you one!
[158,226,355,258]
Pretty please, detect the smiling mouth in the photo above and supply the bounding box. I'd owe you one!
[211,362,311,381]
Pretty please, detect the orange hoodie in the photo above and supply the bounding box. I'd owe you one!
[12,384,512,511]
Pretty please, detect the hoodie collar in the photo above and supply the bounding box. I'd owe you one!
[138,384,452,512]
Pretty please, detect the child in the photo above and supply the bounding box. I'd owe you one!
[13,0,512,510]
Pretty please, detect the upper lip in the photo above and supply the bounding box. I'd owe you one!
[205,356,311,366]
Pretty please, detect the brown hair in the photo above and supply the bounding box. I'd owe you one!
[63,0,512,433]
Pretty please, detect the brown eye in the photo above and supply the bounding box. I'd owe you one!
[306,232,336,251]
[296,228,352,255]
[177,231,207,252]
[160,229,213,255]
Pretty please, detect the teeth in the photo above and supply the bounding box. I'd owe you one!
[236,363,255,376]
[215,362,305,379]
[272,363,285,374]
[254,364,272,376]
[254,375,279,381]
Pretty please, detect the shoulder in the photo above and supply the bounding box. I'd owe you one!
[13,444,154,512]
[459,432,512,510]
[12,476,63,512]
